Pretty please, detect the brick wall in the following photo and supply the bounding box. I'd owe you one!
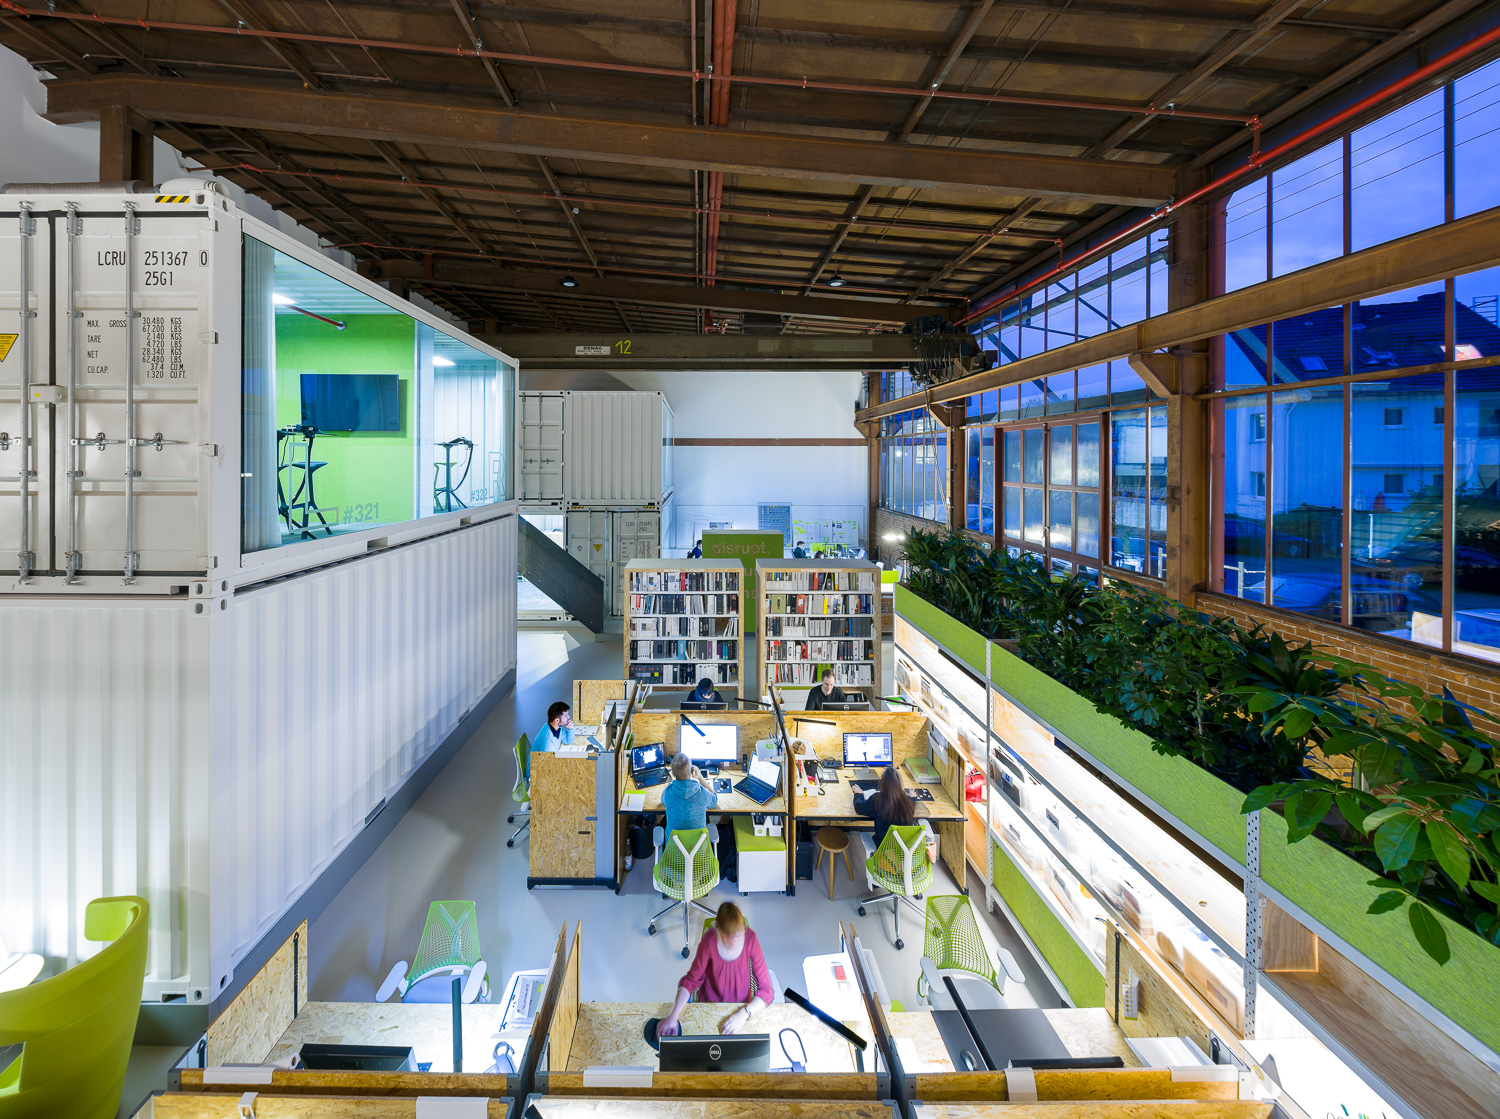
[872,507,947,566]
[1195,590,1500,719]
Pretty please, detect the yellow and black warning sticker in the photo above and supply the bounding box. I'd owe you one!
[0,334,17,362]
[154,194,193,203]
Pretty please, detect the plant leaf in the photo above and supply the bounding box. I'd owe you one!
[1240,784,1283,815]
[1361,804,1408,832]
[1367,891,1406,915]
[1281,707,1315,740]
[1408,902,1451,965]
[1472,881,1500,905]
[1290,790,1332,841]
[1247,692,1282,713]
[1373,815,1420,871]
[1426,821,1472,891]
[1334,792,1370,833]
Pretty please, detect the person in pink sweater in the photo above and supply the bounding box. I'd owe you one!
[653,902,771,1040]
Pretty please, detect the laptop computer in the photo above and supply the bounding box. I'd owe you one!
[734,757,782,805]
[630,742,670,788]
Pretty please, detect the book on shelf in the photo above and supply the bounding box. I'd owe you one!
[628,639,738,662]
[763,569,876,592]
[763,639,875,662]
[629,592,739,616]
[629,569,741,594]
[763,592,873,616]
[766,662,874,686]
[764,616,872,638]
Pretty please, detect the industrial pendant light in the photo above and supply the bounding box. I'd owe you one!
[559,273,580,288]
[827,271,847,288]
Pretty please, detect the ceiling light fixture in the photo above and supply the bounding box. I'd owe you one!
[432,356,455,367]
[827,272,847,288]
[559,273,580,288]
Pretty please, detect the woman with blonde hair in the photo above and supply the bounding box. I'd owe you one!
[648,901,771,1043]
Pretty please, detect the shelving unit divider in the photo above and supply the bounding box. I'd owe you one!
[623,558,745,691]
[754,558,881,703]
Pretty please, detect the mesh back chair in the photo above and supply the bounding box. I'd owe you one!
[856,824,932,949]
[649,826,720,958]
[916,894,1025,1009]
[0,896,149,1119]
[507,733,531,848]
[376,900,489,1003]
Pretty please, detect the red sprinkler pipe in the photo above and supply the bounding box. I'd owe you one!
[0,1,1254,124]
[958,20,1500,327]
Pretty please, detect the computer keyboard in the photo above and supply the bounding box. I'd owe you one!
[634,767,669,788]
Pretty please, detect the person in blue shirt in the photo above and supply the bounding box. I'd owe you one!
[661,752,718,845]
[688,540,703,558]
[684,677,723,706]
[792,540,809,558]
[531,701,574,760]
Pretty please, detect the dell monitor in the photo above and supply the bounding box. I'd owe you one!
[658,1034,770,1073]
[679,699,729,711]
[299,373,401,432]
[681,723,739,769]
[843,732,894,768]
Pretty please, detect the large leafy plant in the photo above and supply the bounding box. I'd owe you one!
[1241,664,1500,965]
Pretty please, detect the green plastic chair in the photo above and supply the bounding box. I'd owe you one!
[856,824,932,949]
[507,733,531,848]
[916,894,1026,1009]
[376,900,489,1003]
[0,895,149,1119]
[649,826,719,958]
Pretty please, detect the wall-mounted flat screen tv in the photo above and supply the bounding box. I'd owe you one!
[300,373,401,432]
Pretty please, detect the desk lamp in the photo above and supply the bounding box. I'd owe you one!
[679,712,706,737]
[883,695,920,709]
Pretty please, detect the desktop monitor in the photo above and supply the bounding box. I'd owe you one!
[679,700,729,711]
[658,1034,770,1073]
[843,732,894,768]
[681,723,739,766]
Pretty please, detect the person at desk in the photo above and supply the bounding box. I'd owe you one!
[662,752,719,844]
[688,540,703,558]
[682,677,724,707]
[804,667,847,710]
[652,902,770,1041]
[792,540,810,558]
[854,767,937,864]
[531,701,574,755]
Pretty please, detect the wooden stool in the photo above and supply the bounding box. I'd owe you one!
[815,827,855,899]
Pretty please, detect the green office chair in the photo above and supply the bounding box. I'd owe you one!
[649,826,719,958]
[916,894,1026,1010]
[376,900,489,1003]
[507,733,531,848]
[0,895,149,1119]
[856,824,932,949]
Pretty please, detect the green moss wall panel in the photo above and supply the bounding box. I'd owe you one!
[275,313,417,524]
[1261,815,1500,1055]
[894,586,988,673]
[991,840,1104,1008]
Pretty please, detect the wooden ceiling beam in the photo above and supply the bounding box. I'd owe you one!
[213,0,326,90]
[359,258,946,322]
[45,75,1179,206]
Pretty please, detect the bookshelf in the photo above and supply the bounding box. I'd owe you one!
[623,558,744,689]
[755,558,881,701]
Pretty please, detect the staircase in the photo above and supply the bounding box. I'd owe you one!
[518,518,605,634]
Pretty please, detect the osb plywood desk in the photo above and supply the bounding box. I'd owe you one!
[798,769,965,826]
[887,1008,1139,1074]
[909,1105,1271,1118]
[528,1098,895,1119]
[564,1002,870,1072]
[621,768,788,817]
[264,1001,522,1073]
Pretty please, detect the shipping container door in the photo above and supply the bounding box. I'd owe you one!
[519,392,564,503]
[633,509,660,562]
[71,210,210,576]
[0,207,55,577]
[567,507,614,617]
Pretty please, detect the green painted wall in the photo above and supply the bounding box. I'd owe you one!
[275,313,416,525]
[992,840,1105,1007]
[702,531,785,635]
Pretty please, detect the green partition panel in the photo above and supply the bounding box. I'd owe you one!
[702,531,784,635]
[991,840,1104,1008]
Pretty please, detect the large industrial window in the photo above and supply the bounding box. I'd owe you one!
[241,236,514,553]
[877,408,948,525]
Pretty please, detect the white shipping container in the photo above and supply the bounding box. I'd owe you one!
[565,506,662,619]
[0,511,517,1001]
[518,391,565,506]
[562,390,673,507]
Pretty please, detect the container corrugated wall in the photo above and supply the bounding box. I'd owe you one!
[0,514,516,1000]
[564,391,668,506]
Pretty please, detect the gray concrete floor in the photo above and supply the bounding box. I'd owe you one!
[306,629,1061,1017]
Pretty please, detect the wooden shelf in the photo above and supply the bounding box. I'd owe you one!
[623,558,745,688]
[756,558,881,699]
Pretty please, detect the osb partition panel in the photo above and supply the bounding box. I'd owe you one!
[530,754,599,879]
[549,922,583,1073]
[574,679,626,725]
[911,1105,1269,1118]
[910,1069,1238,1104]
[204,920,308,1065]
[176,1069,511,1096]
[531,1098,894,1118]
[632,711,778,754]
[152,1097,509,1118]
[784,712,929,764]
[546,1072,878,1099]
[1103,923,1221,1057]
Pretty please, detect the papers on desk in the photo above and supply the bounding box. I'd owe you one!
[497,968,548,1031]
[620,793,647,812]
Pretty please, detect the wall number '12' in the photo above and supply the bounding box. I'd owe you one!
[614,340,631,354]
